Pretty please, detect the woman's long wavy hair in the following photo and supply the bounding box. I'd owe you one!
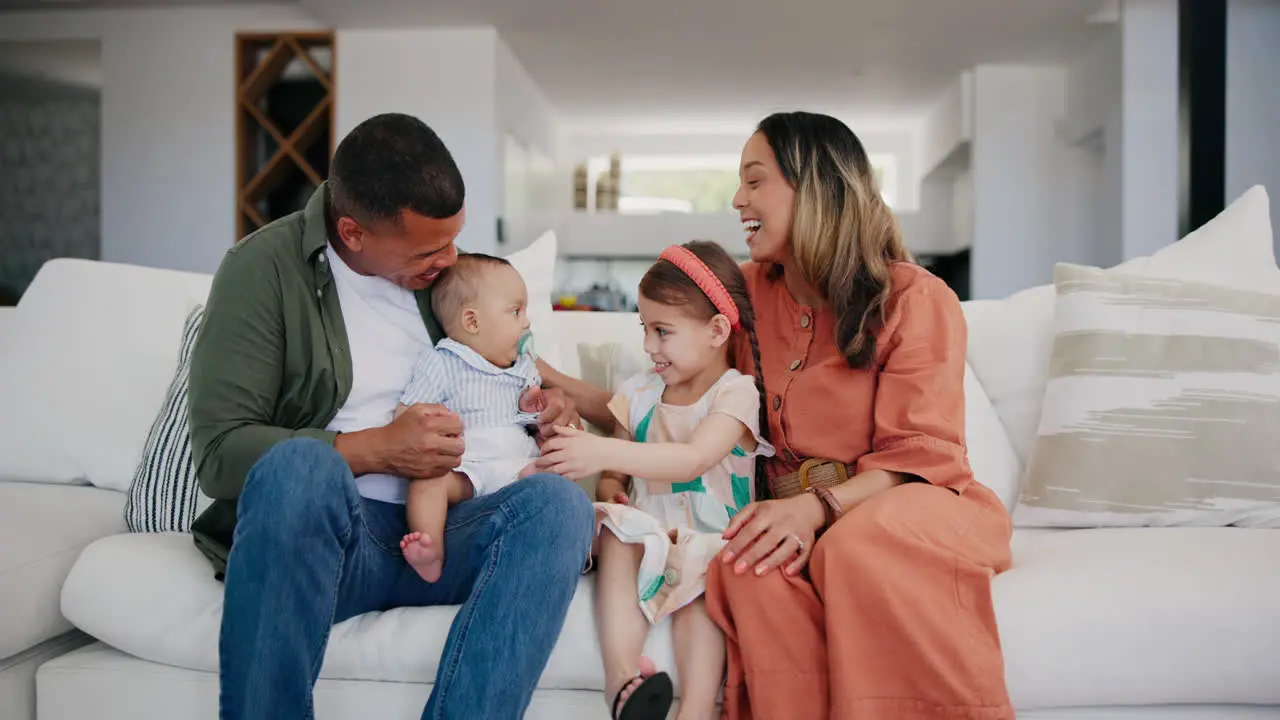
[758,111,914,369]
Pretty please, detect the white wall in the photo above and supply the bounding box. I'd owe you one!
[1062,29,1125,269]
[335,27,501,254]
[1062,30,1121,146]
[1226,0,1280,249]
[1119,0,1179,260]
[913,73,974,257]
[494,39,558,164]
[1,5,324,275]
[918,72,974,180]
[970,65,1088,300]
[1059,2,1180,267]
[495,35,568,238]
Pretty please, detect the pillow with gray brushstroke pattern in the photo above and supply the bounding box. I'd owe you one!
[1017,263,1280,528]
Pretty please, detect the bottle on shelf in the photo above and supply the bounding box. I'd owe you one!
[573,164,588,210]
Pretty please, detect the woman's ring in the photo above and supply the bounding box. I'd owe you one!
[791,534,805,553]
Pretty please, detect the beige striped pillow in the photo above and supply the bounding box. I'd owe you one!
[1016,263,1280,528]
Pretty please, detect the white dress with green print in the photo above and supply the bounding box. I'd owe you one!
[593,368,774,623]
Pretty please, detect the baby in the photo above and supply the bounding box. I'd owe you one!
[396,253,544,582]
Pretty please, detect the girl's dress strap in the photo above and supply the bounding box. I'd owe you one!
[617,371,665,442]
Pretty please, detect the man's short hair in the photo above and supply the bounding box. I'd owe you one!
[431,253,513,326]
[328,113,465,227]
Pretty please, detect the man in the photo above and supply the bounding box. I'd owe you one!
[188,113,594,719]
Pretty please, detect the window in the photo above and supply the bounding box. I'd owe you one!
[587,154,739,214]
[588,152,898,213]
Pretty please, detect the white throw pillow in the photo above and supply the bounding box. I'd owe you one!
[965,186,1278,472]
[124,305,212,533]
[1016,263,1280,528]
[0,259,212,491]
[502,229,562,370]
[963,362,1022,512]
[576,341,651,395]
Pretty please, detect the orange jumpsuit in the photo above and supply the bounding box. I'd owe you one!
[706,261,1014,720]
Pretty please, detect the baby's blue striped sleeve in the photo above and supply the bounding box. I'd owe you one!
[401,347,447,405]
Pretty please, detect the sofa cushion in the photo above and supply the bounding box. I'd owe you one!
[549,311,645,384]
[963,361,1021,511]
[1018,264,1280,528]
[62,527,1280,708]
[964,185,1278,471]
[124,305,212,534]
[0,259,212,491]
[60,532,658,691]
[998,527,1280,709]
[0,482,126,659]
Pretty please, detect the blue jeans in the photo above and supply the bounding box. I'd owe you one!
[218,438,594,719]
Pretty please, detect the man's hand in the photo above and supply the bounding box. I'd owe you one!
[337,404,464,479]
[534,387,582,441]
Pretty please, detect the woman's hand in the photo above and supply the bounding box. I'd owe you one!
[538,425,612,481]
[720,493,827,577]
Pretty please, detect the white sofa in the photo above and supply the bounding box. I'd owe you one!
[3,189,1280,720]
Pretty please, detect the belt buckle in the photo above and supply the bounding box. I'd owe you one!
[797,458,848,490]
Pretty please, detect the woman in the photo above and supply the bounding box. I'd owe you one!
[543,111,1014,720]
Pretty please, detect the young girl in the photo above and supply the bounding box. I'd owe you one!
[539,241,772,720]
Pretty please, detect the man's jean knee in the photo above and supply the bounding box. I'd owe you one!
[218,438,594,720]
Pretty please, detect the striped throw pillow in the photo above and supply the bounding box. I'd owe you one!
[1016,264,1280,528]
[124,304,211,532]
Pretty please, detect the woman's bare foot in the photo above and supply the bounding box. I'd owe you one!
[400,532,444,583]
[607,655,659,719]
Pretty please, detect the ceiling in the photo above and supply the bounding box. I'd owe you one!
[305,0,1113,128]
[1,0,1113,127]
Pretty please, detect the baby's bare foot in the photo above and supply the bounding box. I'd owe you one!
[400,532,444,583]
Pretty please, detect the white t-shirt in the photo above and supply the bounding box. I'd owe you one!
[323,244,432,503]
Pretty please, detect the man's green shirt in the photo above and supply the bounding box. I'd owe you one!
[188,184,442,576]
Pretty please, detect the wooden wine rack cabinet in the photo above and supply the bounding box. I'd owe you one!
[235,31,335,240]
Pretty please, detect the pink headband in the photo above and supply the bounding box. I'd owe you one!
[659,245,741,329]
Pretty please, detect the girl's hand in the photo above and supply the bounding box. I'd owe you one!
[538,425,612,481]
[720,494,826,577]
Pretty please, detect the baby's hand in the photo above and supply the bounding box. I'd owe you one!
[596,475,629,505]
[519,385,548,415]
